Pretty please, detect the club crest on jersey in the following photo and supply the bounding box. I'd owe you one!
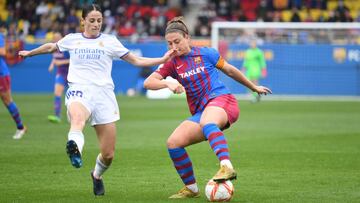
[194,57,202,64]
[99,41,104,47]
[179,66,205,78]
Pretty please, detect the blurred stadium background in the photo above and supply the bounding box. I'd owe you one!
[1,0,360,98]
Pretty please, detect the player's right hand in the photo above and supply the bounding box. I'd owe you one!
[167,82,185,94]
[255,85,272,95]
[18,50,31,58]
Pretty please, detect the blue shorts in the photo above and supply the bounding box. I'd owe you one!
[55,74,68,86]
[187,111,202,123]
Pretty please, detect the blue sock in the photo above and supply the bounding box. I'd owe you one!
[54,96,62,117]
[168,147,196,185]
[7,102,24,130]
[202,123,230,161]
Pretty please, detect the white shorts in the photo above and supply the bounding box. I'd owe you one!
[65,84,120,126]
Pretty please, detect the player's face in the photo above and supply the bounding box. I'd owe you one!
[165,32,191,56]
[83,10,102,37]
[250,40,257,48]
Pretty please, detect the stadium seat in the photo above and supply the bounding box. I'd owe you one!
[281,10,292,22]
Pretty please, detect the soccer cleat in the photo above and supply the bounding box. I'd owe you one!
[91,170,105,196]
[169,187,200,199]
[13,126,27,140]
[212,165,237,182]
[48,115,61,123]
[66,140,82,168]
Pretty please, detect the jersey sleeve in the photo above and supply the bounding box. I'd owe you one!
[204,47,225,69]
[56,33,74,52]
[155,61,175,79]
[56,34,73,52]
[109,35,129,58]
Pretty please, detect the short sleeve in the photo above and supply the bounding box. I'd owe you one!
[155,61,175,79]
[205,47,221,66]
[56,34,73,52]
[109,35,129,58]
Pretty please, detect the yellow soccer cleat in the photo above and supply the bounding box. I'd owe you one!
[212,165,237,182]
[169,187,200,199]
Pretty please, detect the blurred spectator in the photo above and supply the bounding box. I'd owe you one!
[2,0,360,41]
[290,7,301,22]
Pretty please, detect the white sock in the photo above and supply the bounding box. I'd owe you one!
[68,130,84,154]
[94,154,109,179]
[186,183,199,193]
[220,159,233,169]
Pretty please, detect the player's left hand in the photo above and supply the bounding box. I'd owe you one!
[255,85,272,95]
[162,49,177,63]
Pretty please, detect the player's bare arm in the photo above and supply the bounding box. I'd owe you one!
[143,72,184,94]
[19,43,57,58]
[53,59,70,66]
[220,61,272,95]
[48,59,55,72]
[122,49,176,67]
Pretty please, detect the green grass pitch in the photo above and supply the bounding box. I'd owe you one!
[1,94,359,202]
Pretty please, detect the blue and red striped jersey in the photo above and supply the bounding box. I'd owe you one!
[156,46,231,115]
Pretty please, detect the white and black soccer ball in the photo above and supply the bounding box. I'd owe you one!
[205,179,234,202]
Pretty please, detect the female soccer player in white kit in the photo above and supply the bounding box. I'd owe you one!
[19,3,175,196]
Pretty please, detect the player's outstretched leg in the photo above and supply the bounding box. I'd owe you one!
[66,130,84,168]
[90,170,105,196]
[202,123,237,182]
[168,148,200,199]
[66,140,82,168]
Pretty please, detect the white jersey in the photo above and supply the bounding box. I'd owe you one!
[57,33,129,89]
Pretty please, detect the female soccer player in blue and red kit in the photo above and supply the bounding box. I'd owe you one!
[144,16,272,199]
[0,23,26,139]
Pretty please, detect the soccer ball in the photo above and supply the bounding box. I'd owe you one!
[205,179,234,202]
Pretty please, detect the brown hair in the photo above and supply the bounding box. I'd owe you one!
[165,16,189,36]
[82,3,102,19]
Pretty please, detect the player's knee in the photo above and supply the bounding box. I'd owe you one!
[101,151,114,162]
[167,137,180,149]
[0,94,12,105]
[69,114,86,128]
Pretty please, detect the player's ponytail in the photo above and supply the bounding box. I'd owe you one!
[165,16,189,36]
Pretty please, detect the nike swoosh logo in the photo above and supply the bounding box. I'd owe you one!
[176,64,184,69]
